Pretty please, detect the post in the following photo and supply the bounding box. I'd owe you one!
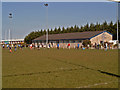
[44,3,48,48]
[108,0,120,49]
[9,29,10,42]
[46,5,48,47]
[117,2,119,48]
[9,13,12,44]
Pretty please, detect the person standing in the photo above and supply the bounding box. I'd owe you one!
[68,43,70,49]
[108,43,110,49]
[87,44,90,49]
[105,43,108,51]
[95,43,97,49]
[2,45,5,48]
[21,45,23,50]
[14,45,17,51]
[9,46,12,53]
[30,44,32,50]
[37,44,40,50]
[57,43,59,49]
[7,44,9,49]
[97,43,99,49]
[77,43,79,49]
[49,44,51,48]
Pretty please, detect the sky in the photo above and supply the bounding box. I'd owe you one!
[2,2,120,39]
[0,1,2,41]
[1,0,110,2]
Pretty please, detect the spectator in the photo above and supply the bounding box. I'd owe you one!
[67,43,70,49]
[57,43,59,49]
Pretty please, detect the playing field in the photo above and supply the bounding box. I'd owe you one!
[2,48,119,88]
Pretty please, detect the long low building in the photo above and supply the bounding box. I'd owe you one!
[1,39,24,44]
[32,31,112,48]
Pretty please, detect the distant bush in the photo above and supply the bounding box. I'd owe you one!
[82,40,91,47]
[114,44,118,48]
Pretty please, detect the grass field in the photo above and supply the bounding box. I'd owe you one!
[2,48,119,88]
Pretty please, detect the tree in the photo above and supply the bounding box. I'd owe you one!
[108,21,114,33]
[58,26,61,33]
[82,40,91,47]
[79,26,83,32]
[102,21,108,30]
[113,22,117,40]
[40,29,43,35]
[24,21,120,44]
[50,28,53,34]
[95,22,100,31]
[54,27,57,34]
[74,25,79,32]
[66,27,69,33]
[47,29,50,34]
[24,31,36,44]
[69,26,74,32]
[43,29,46,34]
[90,23,95,31]
[61,27,65,33]
[84,23,89,31]
[76,26,79,32]
[74,25,77,32]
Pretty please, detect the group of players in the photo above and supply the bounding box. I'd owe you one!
[29,42,110,51]
[29,43,85,50]
[2,44,23,53]
[1,42,110,53]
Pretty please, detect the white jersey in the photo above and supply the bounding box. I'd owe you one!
[106,43,108,47]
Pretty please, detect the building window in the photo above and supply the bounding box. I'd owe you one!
[64,40,69,43]
[56,41,59,43]
[71,40,75,43]
[79,40,82,43]
[66,40,69,43]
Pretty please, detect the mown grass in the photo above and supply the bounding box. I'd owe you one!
[2,48,119,88]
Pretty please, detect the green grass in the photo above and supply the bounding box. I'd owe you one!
[2,48,119,88]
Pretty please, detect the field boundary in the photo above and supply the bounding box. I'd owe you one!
[76,81,119,88]
[3,67,83,77]
[47,56,120,78]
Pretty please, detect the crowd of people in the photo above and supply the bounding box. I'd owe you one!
[1,42,117,53]
[2,44,24,53]
[28,42,113,51]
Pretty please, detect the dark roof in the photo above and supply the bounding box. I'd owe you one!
[33,31,109,41]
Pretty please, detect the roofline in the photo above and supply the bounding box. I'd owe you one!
[33,31,102,41]
[89,31,112,39]
[33,31,112,41]
[32,38,90,42]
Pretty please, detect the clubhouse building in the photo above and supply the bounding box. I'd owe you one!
[1,39,24,44]
[32,31,112,48]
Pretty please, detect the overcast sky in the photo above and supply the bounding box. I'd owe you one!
[2,2,120,39]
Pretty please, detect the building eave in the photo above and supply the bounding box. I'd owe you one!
[89,31,112,40]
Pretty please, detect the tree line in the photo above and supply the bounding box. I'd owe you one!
[24,21,120,44]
